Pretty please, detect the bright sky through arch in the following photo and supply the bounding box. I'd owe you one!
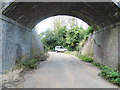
[35,15,89,34]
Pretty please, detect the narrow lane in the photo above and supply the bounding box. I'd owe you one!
[24,52,117,88]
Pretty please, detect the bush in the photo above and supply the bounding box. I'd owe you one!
[44,45,49,53]
[19,53,48,70]
[77,55,93,62]
[92,62,120,86]
[92,62,103,68]
[21,57,40,70]
[96,65,120,86]
[21,58,39,70]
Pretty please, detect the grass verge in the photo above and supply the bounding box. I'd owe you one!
[64,51,93,62]
[64,51,76,56]
[76,55,93,62]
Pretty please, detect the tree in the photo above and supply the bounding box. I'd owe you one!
[39,16,93,51]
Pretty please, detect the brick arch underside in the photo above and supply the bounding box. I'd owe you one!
[2,2,120,30]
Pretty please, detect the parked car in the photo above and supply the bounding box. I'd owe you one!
[55,46,67,52]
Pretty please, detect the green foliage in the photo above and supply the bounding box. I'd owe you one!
[92,62,120,86]
[21,58,38,70]
[79,27,93,48]
[40,26,93,51]
[64,52,120,86]
[65,51,120,86]
[86,27,93,34]
[64,51,77,56]
[92,62,103,68]
[99,66,120,86]
[64,51,93,62]
[44,45,49,53]
[20,54,48,70]
[77,55,93,62]
[39,17,93,51]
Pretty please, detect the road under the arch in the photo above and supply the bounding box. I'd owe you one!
[24,52,117,88]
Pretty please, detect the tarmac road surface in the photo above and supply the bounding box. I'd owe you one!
[24,52,117,88]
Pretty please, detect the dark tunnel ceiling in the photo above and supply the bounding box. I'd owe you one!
[2,2,120,30]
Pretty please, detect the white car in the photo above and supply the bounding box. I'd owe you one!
[55,46,67,52]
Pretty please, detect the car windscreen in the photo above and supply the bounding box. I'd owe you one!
[60,46,64,49]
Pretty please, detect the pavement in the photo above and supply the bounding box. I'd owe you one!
[24,52,118,88]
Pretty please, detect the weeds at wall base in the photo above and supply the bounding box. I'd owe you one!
[16,52,48,71]
[92,62,120,86]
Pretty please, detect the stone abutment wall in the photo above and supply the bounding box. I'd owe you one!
[81,33,94,57]
[81,22,119,70]
[0,16,32,73]
[0,15,44,73]
[94,23,119,70]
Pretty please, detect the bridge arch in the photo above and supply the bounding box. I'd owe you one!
[2,2,120,30]
[1,2,120,73]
